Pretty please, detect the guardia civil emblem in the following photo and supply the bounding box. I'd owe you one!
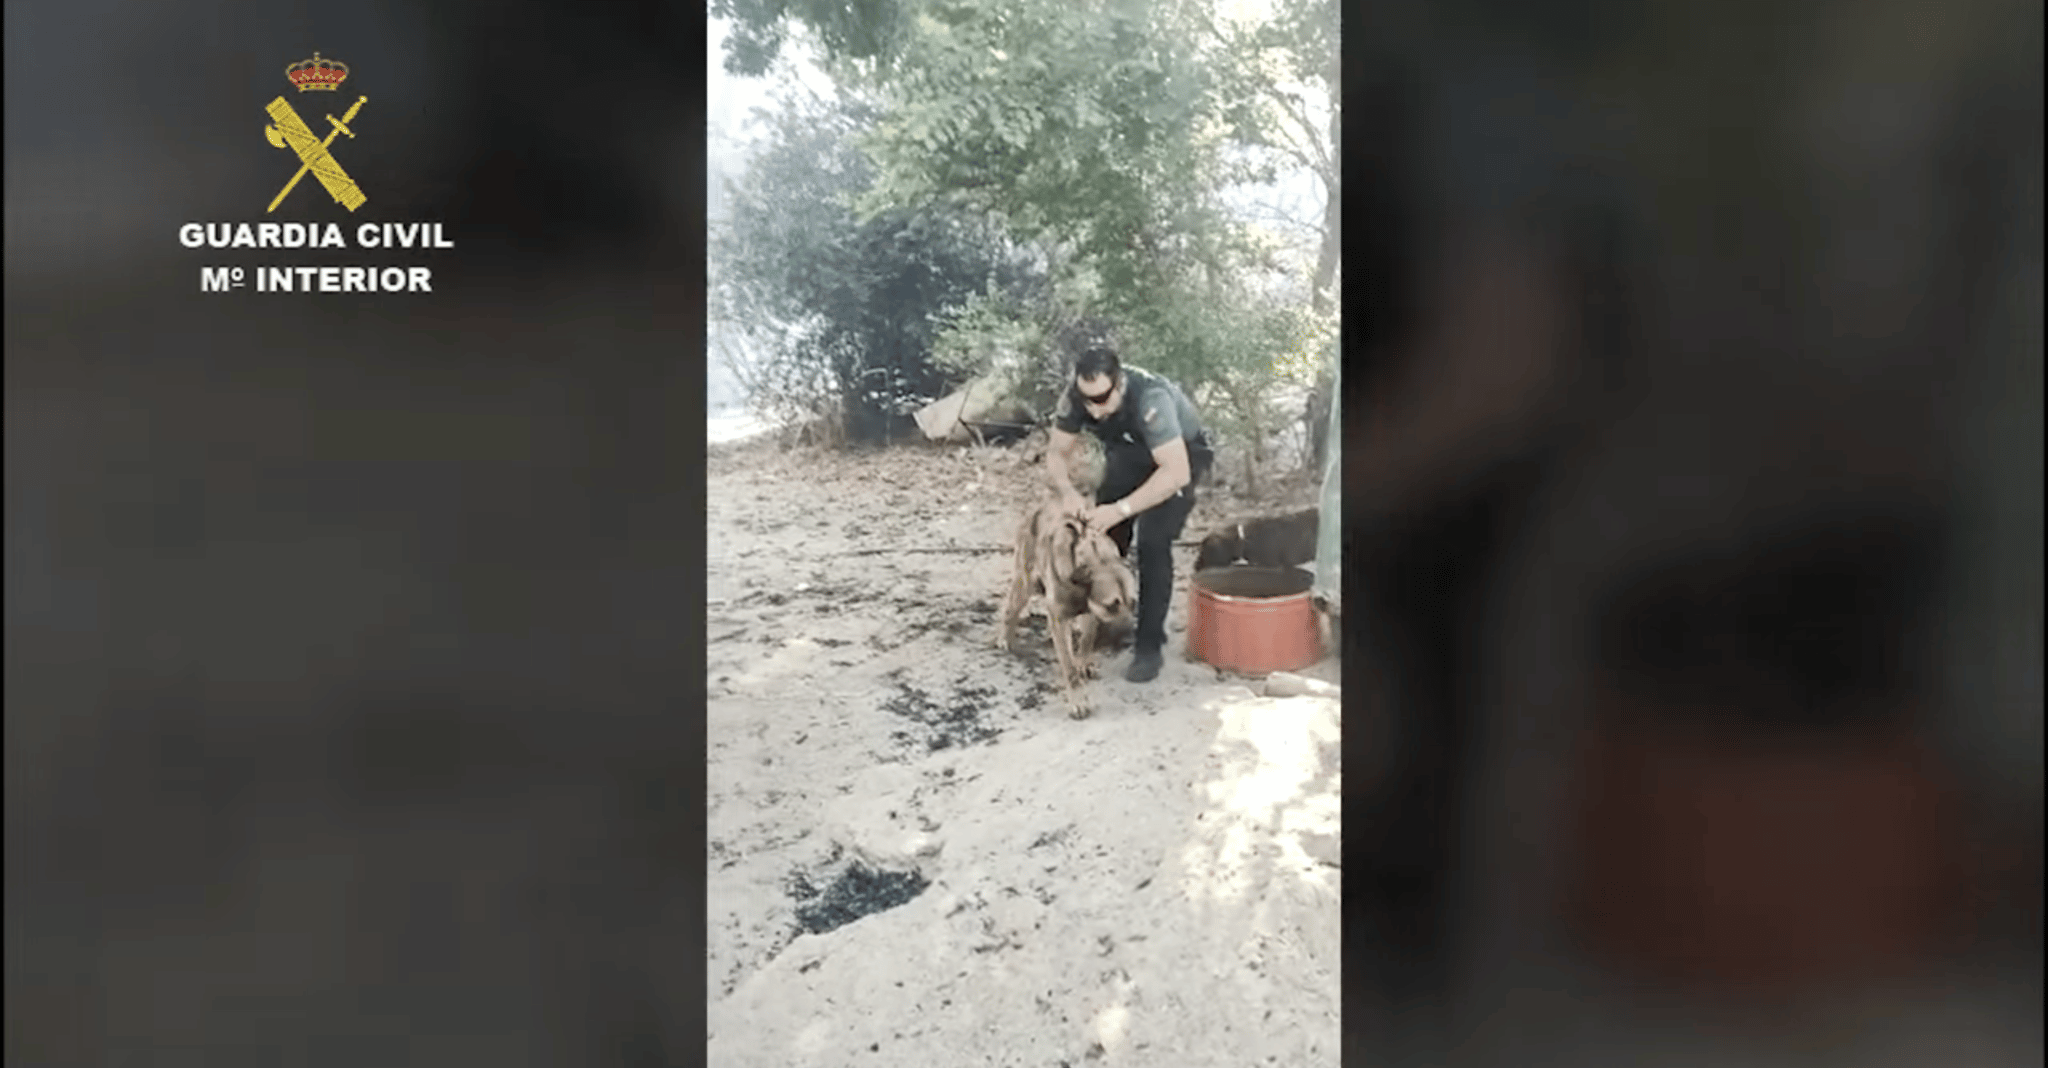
[263,52,367,213]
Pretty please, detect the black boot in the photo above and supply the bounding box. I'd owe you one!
[1125,645,1164,683]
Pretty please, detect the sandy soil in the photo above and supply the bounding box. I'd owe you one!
[705,432,1341,1068]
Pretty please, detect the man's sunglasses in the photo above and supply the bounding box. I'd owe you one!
[1079,380,1119,406]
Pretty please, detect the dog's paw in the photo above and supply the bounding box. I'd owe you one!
[1078,659,1100,680]
[1067,699,1094,720]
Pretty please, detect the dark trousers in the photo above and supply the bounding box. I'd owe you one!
[1096,437,1212,652]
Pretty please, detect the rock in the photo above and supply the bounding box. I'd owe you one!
[913,377,1033,444]
[1299,831,1342,868]
[1264,672,1340,699]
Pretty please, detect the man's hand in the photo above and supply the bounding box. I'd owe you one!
[1084,502,1129,531]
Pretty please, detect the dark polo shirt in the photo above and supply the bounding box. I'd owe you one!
[1052,366,1205,453]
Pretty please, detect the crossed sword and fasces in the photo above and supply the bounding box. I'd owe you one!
[264,95,367,212]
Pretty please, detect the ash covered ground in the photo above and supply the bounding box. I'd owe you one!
[705,433,1341,1067]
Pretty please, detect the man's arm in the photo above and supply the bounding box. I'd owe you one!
[1046,428,1088,510]
[1108,438,1191,516]
[1102,384,1194,518]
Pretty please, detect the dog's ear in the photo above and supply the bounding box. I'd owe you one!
[1049,518,1082,581]
[1063,518,1092,557]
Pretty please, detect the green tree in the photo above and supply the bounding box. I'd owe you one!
[719,0,1335,307]
[718,0,1339,475]
[864,2,1242,314]
[710,83,1040,443]
[711,0,911,77]
[1192,0,1341,468]
[1200,0,1338,311]
[720,0,1255,318]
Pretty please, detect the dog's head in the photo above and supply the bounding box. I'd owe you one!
[1059,518,1136,623]
[1195,528,1245,571]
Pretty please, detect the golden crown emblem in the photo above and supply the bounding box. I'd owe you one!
[286,52,349,93]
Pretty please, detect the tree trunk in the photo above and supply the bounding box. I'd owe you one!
[1310,148,1339,314]
[1304,64,1340,473]
[1305,134,1339,472]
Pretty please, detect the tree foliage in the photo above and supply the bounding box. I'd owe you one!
[714,0,1340,475]
[843,0,1338,421]
[1192,0,1341,467]
[720,0,1266,316]
[710,85,1040,443]
[855,1,1245,309]
[1200,0,1339,310]
[711,0,910,77]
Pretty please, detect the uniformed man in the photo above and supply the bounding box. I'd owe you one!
[1043,321,1216,683]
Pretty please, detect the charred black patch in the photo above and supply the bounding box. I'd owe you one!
[785,858,930,936]
[881,680,1004,753]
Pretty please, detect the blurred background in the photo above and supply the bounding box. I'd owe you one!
[1349,0,2041,1064]
[6,2,697,1064]
[12,1,2042,1064]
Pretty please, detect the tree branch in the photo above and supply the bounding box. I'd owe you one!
[1267,89,1334,186]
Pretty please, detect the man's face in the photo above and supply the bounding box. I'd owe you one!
[1076,372,1123,419]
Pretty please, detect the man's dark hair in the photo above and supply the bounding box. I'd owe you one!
[1061,318,1122,381]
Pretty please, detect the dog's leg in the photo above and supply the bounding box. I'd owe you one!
[1076,615,1101,679]
[994,529,1031,652]
[1048,603,1092,719]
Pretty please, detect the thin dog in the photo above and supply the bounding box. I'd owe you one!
[995,499,1137,718]
[1195,507,1321,571]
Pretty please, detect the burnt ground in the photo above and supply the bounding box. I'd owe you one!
[705,432,1341,1067]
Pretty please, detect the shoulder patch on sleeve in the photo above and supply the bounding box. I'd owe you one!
[1144,406,1158,424]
